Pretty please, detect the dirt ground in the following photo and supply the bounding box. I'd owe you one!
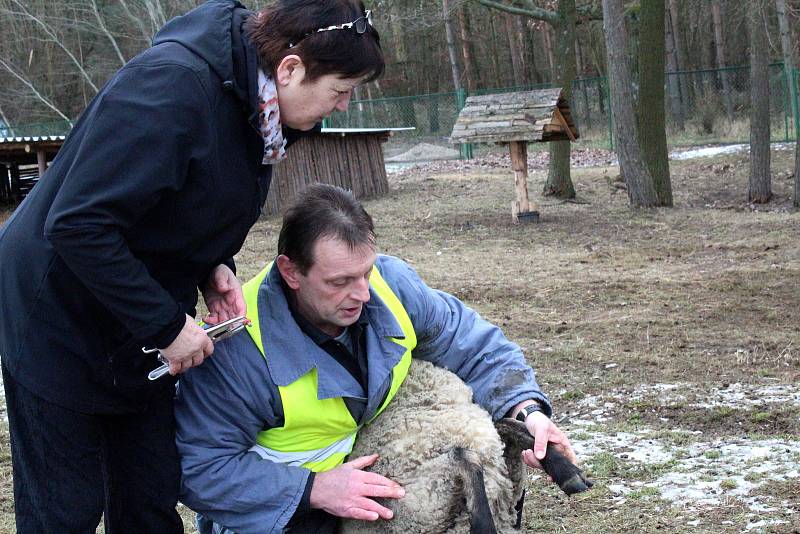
[0,145,798,533]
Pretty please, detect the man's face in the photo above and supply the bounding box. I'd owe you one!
[281,237,376,336]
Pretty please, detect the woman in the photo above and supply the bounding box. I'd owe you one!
[0,0,383,531]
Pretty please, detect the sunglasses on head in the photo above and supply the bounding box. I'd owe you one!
[288,10,372,49]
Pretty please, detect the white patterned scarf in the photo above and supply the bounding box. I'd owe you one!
[257,69,287,164]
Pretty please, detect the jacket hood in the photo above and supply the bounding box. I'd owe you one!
[152,0,247,90]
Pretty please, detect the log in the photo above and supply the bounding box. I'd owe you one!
[265,131,390,216]
[508,141,539,223]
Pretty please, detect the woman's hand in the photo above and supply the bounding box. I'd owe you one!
[202,264,246,324]
[160,314,214,375]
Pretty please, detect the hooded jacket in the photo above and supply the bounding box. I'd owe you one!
[0,0,301,412]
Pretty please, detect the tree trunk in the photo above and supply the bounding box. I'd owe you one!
[711,1,735,124]
[488,11,503,87]
[749,0,772,203]
[637,0,673,206]
[388,2,417,127]
[603,0,658,207]
[664,6,685,130]
[442,0,463,92]
[775,0,799,206]
[542,26,556,81]
[505,13,526,86]
[514,16,529,84]
[544,0,577,199]
[575,35,593,129]
[457,6,478,91]
[668,0,693,109]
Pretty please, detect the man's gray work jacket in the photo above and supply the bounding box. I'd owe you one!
[175,255,552,534]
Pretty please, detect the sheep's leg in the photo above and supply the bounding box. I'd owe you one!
[452,447,499,534]
[495,418,593,496]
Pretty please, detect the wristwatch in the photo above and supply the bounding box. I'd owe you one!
[516,403,545,422]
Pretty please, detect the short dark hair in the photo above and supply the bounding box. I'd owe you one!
[278,184,375,274]
[245,0,384,83]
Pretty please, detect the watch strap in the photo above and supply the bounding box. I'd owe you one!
[515,403,544,422]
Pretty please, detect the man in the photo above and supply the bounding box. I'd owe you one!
[175,184,576,533]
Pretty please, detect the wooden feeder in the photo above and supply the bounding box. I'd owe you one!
[450,88,580,223]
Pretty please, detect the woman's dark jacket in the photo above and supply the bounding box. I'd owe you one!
[0,0,301,412]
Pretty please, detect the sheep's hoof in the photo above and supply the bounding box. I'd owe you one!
[559,473,594,496]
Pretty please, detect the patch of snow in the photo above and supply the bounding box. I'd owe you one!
[670,143,794,161]
[570,381,800,412]
[694,382,800,409]
[745,519,788,531]
[385,143,460,163]
[570,424,800,515]
[386,162,422,174]
[670,144,748,160]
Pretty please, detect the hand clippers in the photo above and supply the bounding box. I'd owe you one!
[145,316,250,381]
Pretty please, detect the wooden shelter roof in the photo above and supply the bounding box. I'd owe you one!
[450,88,580,144]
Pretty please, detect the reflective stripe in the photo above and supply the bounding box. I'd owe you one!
[248,432,357,467]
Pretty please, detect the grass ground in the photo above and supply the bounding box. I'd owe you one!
[0,145,798,532]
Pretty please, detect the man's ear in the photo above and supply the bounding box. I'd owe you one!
[275,55,305,87]
[276,254,301,289]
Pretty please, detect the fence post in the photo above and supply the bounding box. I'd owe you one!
[603,77,614,150]
[792,66,800,142]
[455,88,473,159]
[782,66,790,142]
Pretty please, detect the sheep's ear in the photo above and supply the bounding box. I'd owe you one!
[452,447,499,534]
[495,418,593,496]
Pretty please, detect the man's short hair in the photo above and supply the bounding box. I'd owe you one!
[278,184,375,274]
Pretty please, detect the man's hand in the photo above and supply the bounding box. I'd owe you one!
[159,314,214,375]
[310,454,405,521]
[202,264,246,324]
[520,411,577,470]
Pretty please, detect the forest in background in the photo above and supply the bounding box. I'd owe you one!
[0,0,798,127]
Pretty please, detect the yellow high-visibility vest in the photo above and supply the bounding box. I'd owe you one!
[241,262,414,472]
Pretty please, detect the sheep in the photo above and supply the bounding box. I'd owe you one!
[340,359,591,534]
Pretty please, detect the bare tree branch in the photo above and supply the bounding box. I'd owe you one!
[0,103,14,136]
[89,0,127,67]
[0,57,73,124]
[472,0,559,25]
[8,0,99,93]
[116,0,155,44]
[144,0,168,34]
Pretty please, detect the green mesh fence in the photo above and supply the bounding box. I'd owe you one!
[328,63,798,157]
[664,63,797,146]
[4,65,798,157]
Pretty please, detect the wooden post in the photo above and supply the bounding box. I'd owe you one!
[37,150,48,179]
[509,141,539,223]
[9,164,21,202]
[1,164,10,203]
